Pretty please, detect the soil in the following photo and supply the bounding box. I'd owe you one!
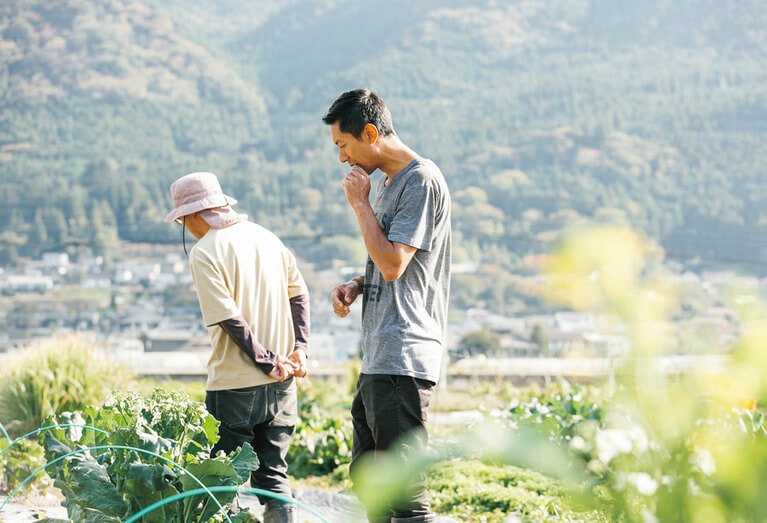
[1,488,462,522]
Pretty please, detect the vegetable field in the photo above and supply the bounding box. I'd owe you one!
[4,223,767,522]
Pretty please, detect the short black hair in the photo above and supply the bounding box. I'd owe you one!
[322,88,394,139]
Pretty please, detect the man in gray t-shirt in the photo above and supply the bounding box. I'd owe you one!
[324,89,451,523]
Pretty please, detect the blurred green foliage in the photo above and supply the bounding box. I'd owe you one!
[536,222,767,521]
[0,436,46,492]
[287,376,353,478]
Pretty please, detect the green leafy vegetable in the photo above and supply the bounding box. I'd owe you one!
[40,389,258,522]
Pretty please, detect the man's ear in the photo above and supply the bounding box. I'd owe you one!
[363,123,379,144]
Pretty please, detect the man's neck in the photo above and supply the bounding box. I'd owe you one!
[380,137,419,180]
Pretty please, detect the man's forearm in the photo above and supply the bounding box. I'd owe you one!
[351,275,364,292]
[352,202,414,281]
[217,316,276,374]
[353,202,397,271]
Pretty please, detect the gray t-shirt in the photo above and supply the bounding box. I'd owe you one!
[360,158,452,384]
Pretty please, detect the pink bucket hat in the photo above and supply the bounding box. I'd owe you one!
[164,172,238,223]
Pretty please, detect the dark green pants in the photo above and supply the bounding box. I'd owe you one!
[206,378,297,506]
[350,373,435,522]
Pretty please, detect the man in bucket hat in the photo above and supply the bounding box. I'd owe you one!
[165,171,309,523]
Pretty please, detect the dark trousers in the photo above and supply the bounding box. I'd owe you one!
[205,379,297,506]
[349,373,434,521]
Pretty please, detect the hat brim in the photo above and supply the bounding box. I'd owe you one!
[164,194,237,223]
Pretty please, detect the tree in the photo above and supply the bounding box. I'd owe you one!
[81,159,120,208]
[0,230,26,265]
[530,323,550,357]
[30,209,49,254]
[458,327,502,359]
[90,200,119,265]
[41,208,69,249]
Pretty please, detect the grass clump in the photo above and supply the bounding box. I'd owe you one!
[429,459,606,523]
[0,333,133,438]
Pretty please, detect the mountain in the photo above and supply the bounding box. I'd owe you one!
[1,0,767,282]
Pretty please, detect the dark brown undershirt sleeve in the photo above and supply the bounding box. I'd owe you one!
[290,294,310,356]
[217,316,276,374]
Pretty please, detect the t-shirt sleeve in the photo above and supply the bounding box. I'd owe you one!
[387,173,435,252]
[190,250,241,326]
[283,246,309,299]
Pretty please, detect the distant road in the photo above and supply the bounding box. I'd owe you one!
[0,350,728,388]
[110,351,729,388]
[447,354,729,387]
[114,350,351,382]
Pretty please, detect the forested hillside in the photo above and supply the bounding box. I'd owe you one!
[1,0,766,280]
